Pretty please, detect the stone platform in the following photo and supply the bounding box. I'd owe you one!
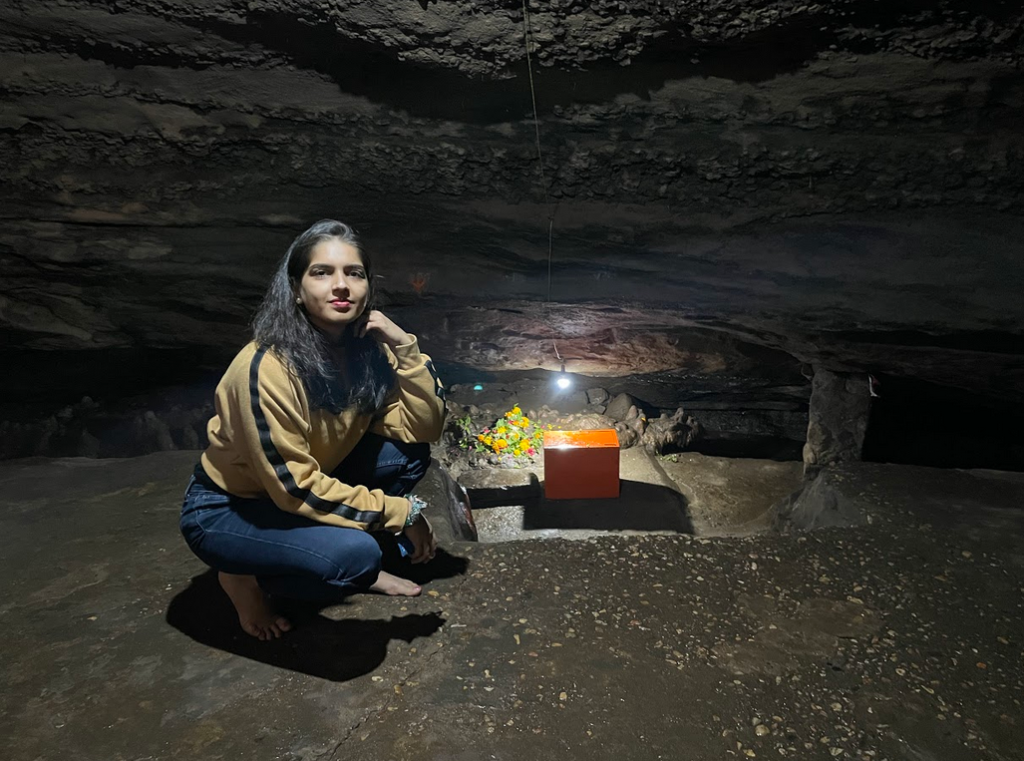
[470,447,804,542]
[2,452,1023,760]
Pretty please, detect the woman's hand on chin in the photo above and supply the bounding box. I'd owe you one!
[356,310,412,348]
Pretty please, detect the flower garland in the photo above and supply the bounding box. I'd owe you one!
[475,406,551,466]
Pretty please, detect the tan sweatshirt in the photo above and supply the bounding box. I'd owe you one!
[199,335,446,531]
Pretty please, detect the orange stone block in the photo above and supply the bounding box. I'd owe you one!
[543,429,620,500]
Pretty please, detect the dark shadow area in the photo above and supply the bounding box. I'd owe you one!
[166,547,469,682]
[0,347,229,409]
[390,543,472,587]
[829,329,1024,357]
[863,374,1024,472]
[682,434,805,462]
[524,479,692,533]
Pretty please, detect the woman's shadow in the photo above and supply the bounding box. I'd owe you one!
[166,546,469,682]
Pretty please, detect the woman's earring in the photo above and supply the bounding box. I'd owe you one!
[296,298,302,305]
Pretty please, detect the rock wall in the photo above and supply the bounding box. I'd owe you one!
[2,0,1023,418]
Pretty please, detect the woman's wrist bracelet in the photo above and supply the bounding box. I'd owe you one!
[405,495,427,527]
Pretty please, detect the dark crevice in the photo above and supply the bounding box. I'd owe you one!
[19,35,222,73]
[0,347,234,410]
[863,374,1024,472]
[186,11,837,124]
[826,329,1024,356]
[186,3,1021,123]
[7,4,1018,128]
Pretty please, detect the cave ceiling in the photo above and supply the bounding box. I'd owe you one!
[1,0,1023,402]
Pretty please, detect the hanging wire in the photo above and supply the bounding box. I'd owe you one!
[521,0,543,166]
[521,0,557,304]
[547,218,554,301]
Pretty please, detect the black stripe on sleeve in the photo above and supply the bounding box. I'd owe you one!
[249,347,383,526]
[425,359,446,401]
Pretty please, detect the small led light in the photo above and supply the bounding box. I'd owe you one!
[473,384,483,391]
[554,360,571,390]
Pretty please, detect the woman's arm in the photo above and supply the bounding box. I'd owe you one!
[369,335,447,444]
[243,346,411,531]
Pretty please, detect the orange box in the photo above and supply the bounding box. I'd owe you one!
[543,429,620,500]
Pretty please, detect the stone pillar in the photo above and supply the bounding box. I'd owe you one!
[803,367,873,477]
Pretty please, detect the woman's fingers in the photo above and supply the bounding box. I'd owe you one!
[358,315,380,340]
[423,533,436,563]
[411,535,428,564]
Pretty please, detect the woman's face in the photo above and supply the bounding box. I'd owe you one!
[297,238,369,339]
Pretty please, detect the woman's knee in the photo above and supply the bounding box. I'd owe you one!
[400,441,431,480]
[320,529,382,586]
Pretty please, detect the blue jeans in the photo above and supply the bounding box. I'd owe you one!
[179,433,430,602]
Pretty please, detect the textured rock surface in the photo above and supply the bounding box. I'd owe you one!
[803,366,873,474]
[2,0,1023,422]
[658,451,804,536]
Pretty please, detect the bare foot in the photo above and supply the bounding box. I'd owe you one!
[218,572,292,641]
[369,570,422,597]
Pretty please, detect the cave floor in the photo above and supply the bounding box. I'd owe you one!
[2,452,1023,761]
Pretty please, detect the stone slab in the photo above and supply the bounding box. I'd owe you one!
[458,467,542,508]
[656,453,805,537]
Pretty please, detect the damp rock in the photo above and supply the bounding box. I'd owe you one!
[76,429,101,458]
[133,411,176,452]
[553,412,617,431]
[641,408,702,455]
[605,393,640,422]
[803,368,872,476]
[613,422,640,449]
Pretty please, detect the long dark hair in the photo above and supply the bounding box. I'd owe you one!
[251,219,396,416]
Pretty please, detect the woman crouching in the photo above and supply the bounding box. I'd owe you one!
[179,219,446,640]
